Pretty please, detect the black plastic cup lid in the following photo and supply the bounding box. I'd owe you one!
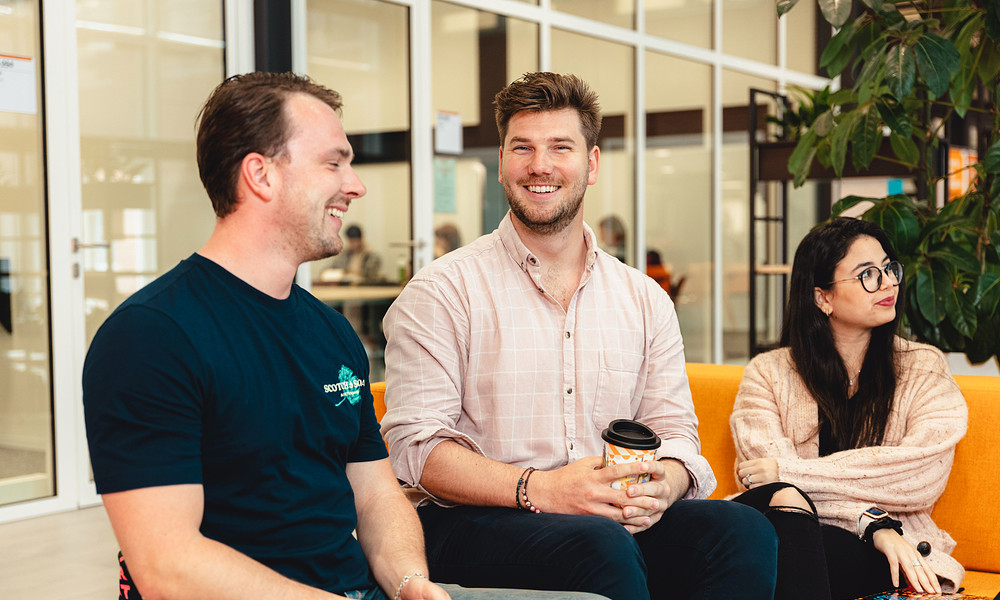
[601,419,661,450]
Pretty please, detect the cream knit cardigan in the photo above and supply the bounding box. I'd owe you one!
[730,338,968,591]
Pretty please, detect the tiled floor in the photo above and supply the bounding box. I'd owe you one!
[0,505,119,599]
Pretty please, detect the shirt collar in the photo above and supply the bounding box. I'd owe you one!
[497,211,599,273]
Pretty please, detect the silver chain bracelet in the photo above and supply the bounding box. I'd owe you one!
[393,572,427,600]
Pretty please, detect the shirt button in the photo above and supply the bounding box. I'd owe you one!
[565,331,571,338]
[537,287,544,293]
[566,387,573,394]
[528,257,538,265]
[569,442,574,450]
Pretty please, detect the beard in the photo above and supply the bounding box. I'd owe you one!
[303,232,344,263]
[283,199,345,263]
[503,176,586,235]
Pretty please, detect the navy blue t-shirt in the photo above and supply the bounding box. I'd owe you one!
[83,254,387,594]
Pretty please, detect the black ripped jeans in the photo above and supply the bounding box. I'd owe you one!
[732,482,896,600]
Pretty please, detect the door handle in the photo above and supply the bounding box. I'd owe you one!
[72,237,111,253]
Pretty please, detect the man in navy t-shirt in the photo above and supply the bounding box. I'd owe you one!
[82,72,449,600]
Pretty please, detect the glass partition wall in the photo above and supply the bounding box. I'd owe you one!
[0,0,53,507]
[291,0,826,369]
[304,0,413,382]
[0,0,826,520]
[74,1,226,494]
[430,1,538,248]
[76,0,225,345]
[645,52,713,362]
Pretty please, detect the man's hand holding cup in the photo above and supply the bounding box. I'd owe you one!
[601,419,672,533]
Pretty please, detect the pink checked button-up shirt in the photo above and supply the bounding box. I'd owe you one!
[381,213,716,504]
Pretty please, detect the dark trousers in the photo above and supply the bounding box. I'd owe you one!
[417,499,778,600]
[733,482,896,600]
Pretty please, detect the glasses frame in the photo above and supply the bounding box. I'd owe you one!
[828,261,904,293]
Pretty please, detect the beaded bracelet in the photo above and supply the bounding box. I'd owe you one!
[520,467,541,513]
[393,572,427,600]
[515,466,531,509]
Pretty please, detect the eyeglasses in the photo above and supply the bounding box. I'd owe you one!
[828,261,903,293]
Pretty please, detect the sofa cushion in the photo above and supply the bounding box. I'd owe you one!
[685,363,742,499]
[932,374,1000,574]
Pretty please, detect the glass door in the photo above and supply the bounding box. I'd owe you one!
[0,0,54,508]
[73,0,226,490]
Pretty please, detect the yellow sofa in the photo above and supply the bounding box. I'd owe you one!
[372,366,1000,596]
[686,362,1000,597]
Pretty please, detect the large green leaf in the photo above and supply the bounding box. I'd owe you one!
[904,288,945,349]
[982,139,1000,174]
[928,246,982,275]
[987,0,1000,39]
[859,0,882,12]
[818,0,852,28]
[943,275,978,339]
[851,106,882,169]
[915,262,947,325]
[989,175,1000,202]
[913,33,961,98]
[829,111,859,177]
[776,0,800,18]
[876,96,911,138]
[885,44,915,100]
[831,195,879,216]
[889,131,919,165]
[821,21,859,75]
[788,128,819,187]
[942,0,972,27]
[977,273,1000,318]
[948,63,974,118]
[938,317,969,352]
[977,38,1000,86]
[856,51,887,105]
[917,213,978,249]
[815,140,832,169]
[864,196,922,254]
[963,316,999,365]
[813,109,835,136]
[829,88,856,106]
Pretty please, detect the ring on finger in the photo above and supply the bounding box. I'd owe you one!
[911,559,921,567]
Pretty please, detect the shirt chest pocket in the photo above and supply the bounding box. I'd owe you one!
[592,349,644,429]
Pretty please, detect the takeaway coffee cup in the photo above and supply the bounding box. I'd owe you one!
[601,419,661,493]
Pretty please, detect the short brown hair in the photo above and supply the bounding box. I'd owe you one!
[196,72,343,217]
[493,72,602,149]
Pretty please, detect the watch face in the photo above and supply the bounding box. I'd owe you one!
[868,507,887,517]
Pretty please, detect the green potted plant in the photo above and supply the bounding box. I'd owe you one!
[779,0,1000,369]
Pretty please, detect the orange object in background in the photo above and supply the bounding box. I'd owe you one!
[646,250,671,295]
[948,147,978,201]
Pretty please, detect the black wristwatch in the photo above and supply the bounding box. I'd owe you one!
[858,506,903,543]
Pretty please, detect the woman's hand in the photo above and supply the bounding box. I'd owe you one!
[871,529,941,594]
[737,458,778,489]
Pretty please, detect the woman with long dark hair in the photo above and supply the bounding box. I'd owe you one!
[730,217,967,600]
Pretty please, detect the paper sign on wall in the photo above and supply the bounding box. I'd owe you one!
[0,53,37,115]
[435,111,463,155]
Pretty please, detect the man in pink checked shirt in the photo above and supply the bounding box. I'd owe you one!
[381,72,778,600]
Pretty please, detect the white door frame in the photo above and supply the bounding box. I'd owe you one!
[0,0,252,525]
